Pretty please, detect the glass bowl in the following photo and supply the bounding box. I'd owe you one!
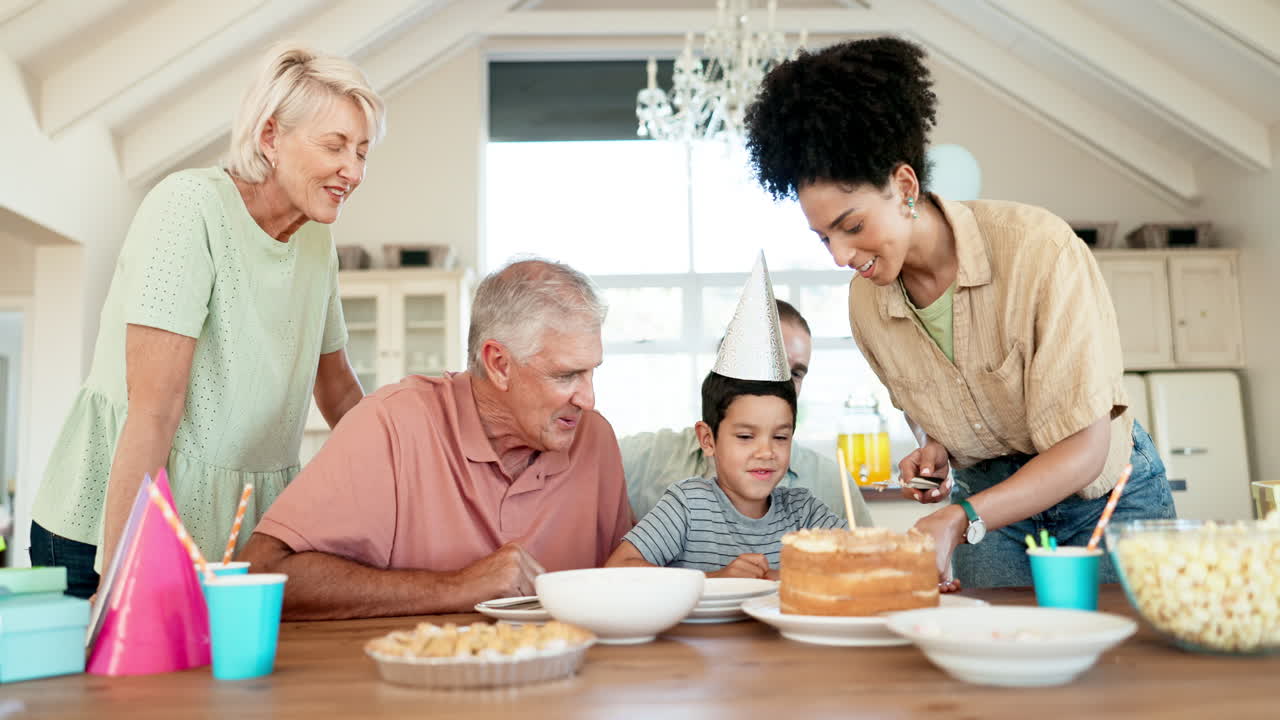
[1105,518,1280,655]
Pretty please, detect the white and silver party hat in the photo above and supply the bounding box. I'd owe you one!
[713,251,789,382]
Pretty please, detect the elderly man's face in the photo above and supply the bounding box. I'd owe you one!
[506,326,603,453]
[781,320,813,394]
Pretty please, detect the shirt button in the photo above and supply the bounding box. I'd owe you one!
[973,423,983,430]
[956,378,964,385]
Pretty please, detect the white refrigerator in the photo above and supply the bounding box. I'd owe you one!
[1124,371,1254,521]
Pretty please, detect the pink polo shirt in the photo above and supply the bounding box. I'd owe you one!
[254,373,634,572]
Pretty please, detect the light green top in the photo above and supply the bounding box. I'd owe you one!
[902,280,957,363]
[32,167,347,568]
[618,427,875,529]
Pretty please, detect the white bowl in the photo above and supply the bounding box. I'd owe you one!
[536,567,705,644]
[885,606,1137,687]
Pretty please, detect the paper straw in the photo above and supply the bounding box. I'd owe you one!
[221,483,254,564]
[835,451,857,528]
[1086,463,1134,551]
[146,483,214,582]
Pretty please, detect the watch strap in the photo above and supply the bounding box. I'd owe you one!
[957,498,980,524]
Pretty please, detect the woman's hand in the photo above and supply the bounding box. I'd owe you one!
[899,437,952,503]
[912,505,967,590]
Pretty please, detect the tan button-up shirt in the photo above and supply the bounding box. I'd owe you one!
[848,196,1131,499]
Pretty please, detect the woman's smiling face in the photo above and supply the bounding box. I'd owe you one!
[797,172,917,285]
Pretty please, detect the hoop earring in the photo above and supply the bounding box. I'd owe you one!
[271,156,278,170]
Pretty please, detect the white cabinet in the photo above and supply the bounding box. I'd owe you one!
[301,269,472,456]
[1094,249,1243,370]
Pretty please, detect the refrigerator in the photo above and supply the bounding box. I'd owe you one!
[1125,371,1254,522]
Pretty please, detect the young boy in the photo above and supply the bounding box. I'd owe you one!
[606,370,846,579]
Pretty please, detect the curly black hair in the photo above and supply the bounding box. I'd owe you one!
[744,36,938,200]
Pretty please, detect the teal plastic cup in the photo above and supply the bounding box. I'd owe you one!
[203,573,288,680]
[201,561,250,577]
[1027,547,1102,611]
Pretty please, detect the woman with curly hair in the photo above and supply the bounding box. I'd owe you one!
[743,37,1176,590]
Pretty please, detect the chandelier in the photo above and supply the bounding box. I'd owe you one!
[636,1,807,145]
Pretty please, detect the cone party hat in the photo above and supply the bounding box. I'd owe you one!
[87,469,211,676]
[713,251,789,382]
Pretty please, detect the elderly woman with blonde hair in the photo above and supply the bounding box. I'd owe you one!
[28,44,387,598]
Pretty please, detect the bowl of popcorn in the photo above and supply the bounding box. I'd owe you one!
[1106,517,1280,655]
[364,620,596,688]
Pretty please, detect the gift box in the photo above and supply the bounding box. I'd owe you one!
[0,566,68,600]
[0,594,89,683]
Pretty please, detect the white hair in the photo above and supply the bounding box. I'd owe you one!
[222,42,387,183]
[468,258,608,378]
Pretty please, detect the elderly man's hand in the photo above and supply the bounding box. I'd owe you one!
[466,543,546,601]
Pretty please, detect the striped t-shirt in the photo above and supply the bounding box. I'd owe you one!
[623,476,847,572]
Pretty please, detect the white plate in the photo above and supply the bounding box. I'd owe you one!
[885,606,1137,687]
[700,578,779,602]
[742,594,988,647]
[681,604,750,624]
[695,596,757,610]
[475,596,552,623]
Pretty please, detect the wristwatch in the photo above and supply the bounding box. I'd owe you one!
[957,499,986,544]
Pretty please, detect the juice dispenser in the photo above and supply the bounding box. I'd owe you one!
[836,392,893,486]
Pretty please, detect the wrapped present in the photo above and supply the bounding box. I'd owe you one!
[0,593,89,683]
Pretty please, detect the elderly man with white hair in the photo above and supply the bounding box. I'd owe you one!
[242,259,634,620]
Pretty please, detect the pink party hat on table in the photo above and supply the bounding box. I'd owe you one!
[87,469,211,675]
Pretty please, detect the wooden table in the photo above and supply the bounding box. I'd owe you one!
[8,587,1278,719]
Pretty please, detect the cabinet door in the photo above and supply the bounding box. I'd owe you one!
[1168,256,1244,367]
[1097,258,1174,369]
[304,283,390,433]
[397,281,452,378]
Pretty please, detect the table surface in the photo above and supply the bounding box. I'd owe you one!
[8,587,1277,720]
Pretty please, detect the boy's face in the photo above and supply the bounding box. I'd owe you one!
[696,394,795,512]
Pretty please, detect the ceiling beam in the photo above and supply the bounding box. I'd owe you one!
[93,0,334,131]
[0,0,39,26]
[895,0,1198,202]
[0,0,132,66]
[983,0,1270,172]
[39,0,267,135]
[118,0,440,187]
[361,0,523,98]
[487,8,892,36]
[1171,0,1280,69]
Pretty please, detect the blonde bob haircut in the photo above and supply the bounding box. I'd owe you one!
[223,42,386,183]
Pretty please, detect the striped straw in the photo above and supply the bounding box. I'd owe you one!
[1086,463,1134,551]
[835,451,858,528]
[146,483,214,582]
[221,483,254,564]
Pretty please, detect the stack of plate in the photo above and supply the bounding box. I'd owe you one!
[683,578,779,624]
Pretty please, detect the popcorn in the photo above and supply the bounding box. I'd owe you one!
[367,620,594,660]
[1114,522,1280,653]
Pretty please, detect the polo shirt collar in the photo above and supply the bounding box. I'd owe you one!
[878,193,991,320]
[452,372,571,478]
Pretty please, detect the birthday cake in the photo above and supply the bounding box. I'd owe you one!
[779,528,940,616]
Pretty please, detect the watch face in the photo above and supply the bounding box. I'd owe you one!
[966,521,986,544]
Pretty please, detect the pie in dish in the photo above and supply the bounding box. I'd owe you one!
[367,620,594,661]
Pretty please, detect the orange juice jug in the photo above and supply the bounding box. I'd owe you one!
[836,393,893,486]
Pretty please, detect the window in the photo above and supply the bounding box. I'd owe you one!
[485,139,919,469]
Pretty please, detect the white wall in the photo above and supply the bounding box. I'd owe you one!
[0,312,21,488]
[1195,125,1280,486]
[331,45,488,272]
[0,233,34,296]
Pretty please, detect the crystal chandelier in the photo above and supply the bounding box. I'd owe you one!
[636,0,807,145]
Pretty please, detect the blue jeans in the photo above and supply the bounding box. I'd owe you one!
[28,521,100,599]
[950,421,1176,588]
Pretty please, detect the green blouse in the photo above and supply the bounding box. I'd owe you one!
[32,167,347,568]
